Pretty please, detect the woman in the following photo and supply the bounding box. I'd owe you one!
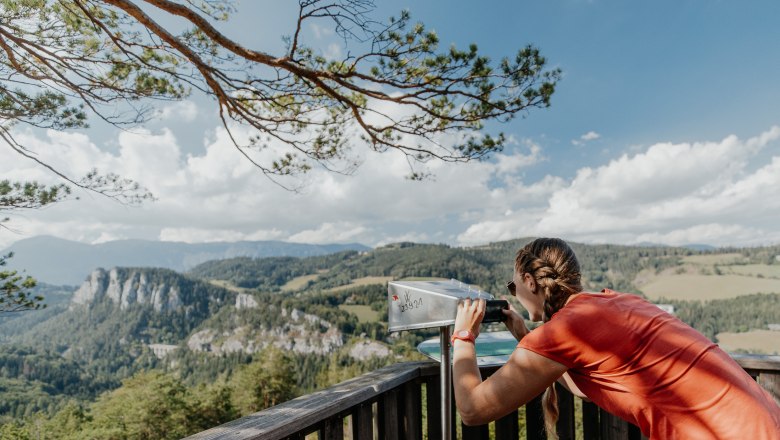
[452,238,780,439]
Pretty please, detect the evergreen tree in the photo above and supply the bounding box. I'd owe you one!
[230,346,297,414]
[79,371,198,440]
[0,253,43,313]
[2,0,560,196]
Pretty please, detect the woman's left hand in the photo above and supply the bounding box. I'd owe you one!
[501,296,530,341]
[454,298,486,337]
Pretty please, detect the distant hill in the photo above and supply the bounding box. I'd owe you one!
[3,238,779,419]
[636,242,715,251]
[1,236,371,285]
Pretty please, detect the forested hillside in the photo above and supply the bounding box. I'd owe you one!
[188,239,693,295]
[2,238,779,439]
[662,293,780,341]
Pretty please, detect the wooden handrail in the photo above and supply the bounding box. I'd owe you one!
[184,354,780,440]
[185,361,438,440]
[733,354,780,405]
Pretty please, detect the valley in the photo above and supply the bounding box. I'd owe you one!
[1,238,779,437]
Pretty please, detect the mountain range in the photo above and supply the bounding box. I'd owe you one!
[1,235,370,285]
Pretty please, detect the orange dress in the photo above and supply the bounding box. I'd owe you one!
[518,289,780,439]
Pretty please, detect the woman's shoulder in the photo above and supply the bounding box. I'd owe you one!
[568,289,644,304]
[563,290,618,307]
[555,290,647,320]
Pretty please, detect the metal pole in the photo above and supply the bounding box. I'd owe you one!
[440,326,452,440]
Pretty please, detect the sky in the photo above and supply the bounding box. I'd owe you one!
[3,0,780,250]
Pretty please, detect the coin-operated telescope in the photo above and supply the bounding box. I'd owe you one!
[387,279,508,440]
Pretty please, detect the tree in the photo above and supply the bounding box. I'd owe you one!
[0,176,152,221]
[0,252,44,312]
[0,180,70,221]
[1,0,561,188]
[1,1,561,302]
[0,421,33,440]
[0,177,151,305]
[229,346,297,414]
[79,371,200,440]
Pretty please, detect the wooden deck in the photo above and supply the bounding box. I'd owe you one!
[185,354,780,440]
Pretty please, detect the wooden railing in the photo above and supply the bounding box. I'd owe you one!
[186,355,780,440]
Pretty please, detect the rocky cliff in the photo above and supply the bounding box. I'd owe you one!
[71,268,185,312]
[68,267,344,356]
[186,306,343,355]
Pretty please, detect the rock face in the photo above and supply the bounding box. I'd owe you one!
[71,268,183,312]
[69,267,346,357]
[349,340,392,361]
[71,269,110,306]
[186,307,343,355]
[235,293,259,309]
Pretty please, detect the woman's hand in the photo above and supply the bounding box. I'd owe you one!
[454,298,486,337]
[501,296,530,341]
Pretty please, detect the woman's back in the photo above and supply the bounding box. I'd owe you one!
[519,290,780,439]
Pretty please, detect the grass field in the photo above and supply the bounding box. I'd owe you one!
[720,264,780,278]
[639,274,780,301]
[281,274,320,291]
[682,253,748,265]
[207,279,251,294]
[338,304,380,323]
[327,276,395,292]
[716,330,780,354]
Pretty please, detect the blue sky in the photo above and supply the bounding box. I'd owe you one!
[2,0,780,250]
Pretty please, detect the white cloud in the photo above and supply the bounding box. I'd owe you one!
[155,101,199,122]
[572,130,601,146]
[289,222,369,244]
[459,126,780,247]
[3,123,780,251]
[310,23,334,40]
[93,231,126,244]
[324,43,342,60]
[632,224,764,247]
[159,227,286,243]
[374,231,432,247]
[493,142,544,176]
[581,131,601,141]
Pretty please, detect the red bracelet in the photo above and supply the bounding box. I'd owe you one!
[451,329,476,344]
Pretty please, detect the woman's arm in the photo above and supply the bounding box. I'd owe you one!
[454,344,567,425]
[451,298,567,426]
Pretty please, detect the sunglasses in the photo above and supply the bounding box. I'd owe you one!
[506,280,516,295]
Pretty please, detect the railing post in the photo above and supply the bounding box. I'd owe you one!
[758,370,780,406]
[555,384,575,440]
[351,402,373,440]
[425,375,442,440]
[318,416,343,440]
[440,326,453,440]
[526,393,546,440]
[494,410,519,440]
[402,381,422,440]
[582,401,600,440]
[599,408,628,440]
[627,423,644,440]
[461,421,489,440]
[378,387,401,440]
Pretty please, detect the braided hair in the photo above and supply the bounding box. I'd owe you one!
[514,237,583,322]
[514,238,583,439]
